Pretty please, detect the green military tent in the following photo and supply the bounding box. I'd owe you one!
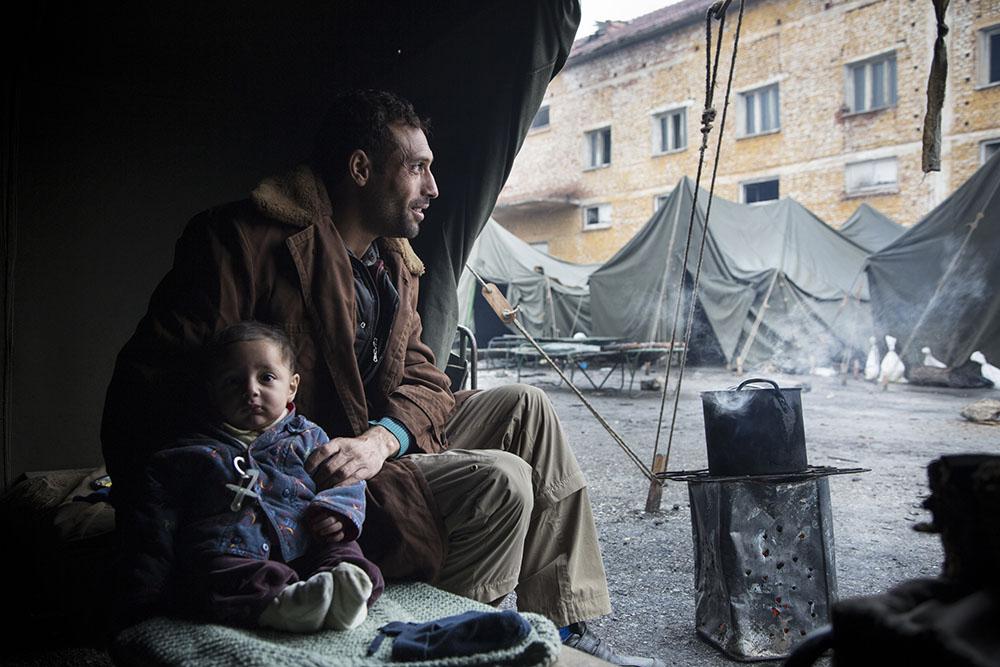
[458,219,598,341]
[840,203,907,254]
[588,177,872,371]
[866,151,1000,369]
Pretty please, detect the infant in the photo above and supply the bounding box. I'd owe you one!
[134,321,384,632]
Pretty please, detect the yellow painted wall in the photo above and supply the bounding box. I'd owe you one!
[495,0,1000,263]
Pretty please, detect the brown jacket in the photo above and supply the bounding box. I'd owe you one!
[103,165,452,582]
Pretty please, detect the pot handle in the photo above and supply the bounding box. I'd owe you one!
[736,378,781,392]
[737,377,794,417]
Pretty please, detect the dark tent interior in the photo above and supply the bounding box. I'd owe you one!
[2,1,578,489]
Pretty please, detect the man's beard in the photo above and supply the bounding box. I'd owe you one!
[370,196,426,239]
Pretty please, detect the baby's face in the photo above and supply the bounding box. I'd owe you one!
[209,339,299,431]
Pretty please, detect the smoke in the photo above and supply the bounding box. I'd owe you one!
[702,388,755,413]
[877,251,990,365]
[738,281,855,374]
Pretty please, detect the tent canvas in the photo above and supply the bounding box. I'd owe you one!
[588,177,873,370]
[866,150,1000,369]
[459,219,599,340]
[5,1,579,479]
[840,203,907,253]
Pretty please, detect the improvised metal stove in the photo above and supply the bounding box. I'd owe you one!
[662,379,867,661]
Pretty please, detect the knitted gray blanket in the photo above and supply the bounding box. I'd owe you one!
[113,583,560,666]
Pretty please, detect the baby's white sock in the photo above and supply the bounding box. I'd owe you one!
[258,571,334,633]
[323,562,373,631]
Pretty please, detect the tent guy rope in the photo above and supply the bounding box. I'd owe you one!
[468,0,748,499]
[465,264,658,484]
[646,0,747,511]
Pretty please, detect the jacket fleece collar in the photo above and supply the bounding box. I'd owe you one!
[250,164,425,276]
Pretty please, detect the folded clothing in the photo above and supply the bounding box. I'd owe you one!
[368,610,531,660]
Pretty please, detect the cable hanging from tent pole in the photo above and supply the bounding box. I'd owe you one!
[466,264,658,483]
[647,0,747,498]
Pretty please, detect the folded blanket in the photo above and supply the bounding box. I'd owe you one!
[113,582,560,666]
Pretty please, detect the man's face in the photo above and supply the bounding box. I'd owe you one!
[209,339,300,431]
[361,122,439,239]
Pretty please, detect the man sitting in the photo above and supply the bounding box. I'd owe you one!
[102,89,662,667]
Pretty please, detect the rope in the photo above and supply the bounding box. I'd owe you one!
[649,0,746,480]
[466,265,657,483]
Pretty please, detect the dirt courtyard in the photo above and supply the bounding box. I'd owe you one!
[480,362,998,665]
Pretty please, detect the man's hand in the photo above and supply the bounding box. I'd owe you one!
[305,426,400,490]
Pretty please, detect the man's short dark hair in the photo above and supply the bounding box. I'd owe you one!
[205,321,297,375]
[312,89,430,183]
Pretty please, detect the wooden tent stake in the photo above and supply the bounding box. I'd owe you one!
[735,270,780,374]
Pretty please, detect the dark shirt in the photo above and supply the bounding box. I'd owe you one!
[349,242,400,404]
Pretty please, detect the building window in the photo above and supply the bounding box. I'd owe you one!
[979,25,1000,86]
[739,83,780,137]
[980,139,1000,165]
[846,52,897,113]
[742,178,779,204]
[584,127,612,169]
[845,157,898,195]
[531,105,550,130]
[583,204,612,230]
[653,108,687,154]
[654,193,672,212]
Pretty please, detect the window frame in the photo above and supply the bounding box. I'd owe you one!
[741,177,780,205]
[652,107,688,155]
[737,82,781,138]
[981,138,1000,165]
[844,51,898,114]
[653,192,672,213]
[530,105,551,132]
[582,203,612,231]
[844,157,899,197]
[583,126,612,170]
[978,24,1000,88]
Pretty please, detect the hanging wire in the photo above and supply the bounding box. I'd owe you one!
[650,0,747,480]
[465,1,748,494]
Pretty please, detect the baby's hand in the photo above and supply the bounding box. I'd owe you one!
[307,507,346,543]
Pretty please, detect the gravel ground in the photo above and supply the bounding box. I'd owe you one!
[478,362,998,665]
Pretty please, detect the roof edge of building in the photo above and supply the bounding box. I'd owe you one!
[565,0,738,69]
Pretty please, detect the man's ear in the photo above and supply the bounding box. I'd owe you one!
[287,373,300,403]
[348,149,371,186]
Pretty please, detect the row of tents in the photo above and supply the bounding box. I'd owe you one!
[460,150,999,373]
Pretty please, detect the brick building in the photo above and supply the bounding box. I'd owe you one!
[493,0,1000,263]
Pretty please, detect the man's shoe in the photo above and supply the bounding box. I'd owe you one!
[562,622,665,667]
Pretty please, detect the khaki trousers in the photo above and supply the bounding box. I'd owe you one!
[407,384,612,626]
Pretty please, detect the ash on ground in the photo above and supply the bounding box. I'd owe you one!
[483,364,995,665]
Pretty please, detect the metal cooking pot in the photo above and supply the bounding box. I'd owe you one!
[700,378,807,476]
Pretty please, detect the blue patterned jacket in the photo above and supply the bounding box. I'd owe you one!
[128,410,366,611]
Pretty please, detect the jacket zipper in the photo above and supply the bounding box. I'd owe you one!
[358,256,381,374]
